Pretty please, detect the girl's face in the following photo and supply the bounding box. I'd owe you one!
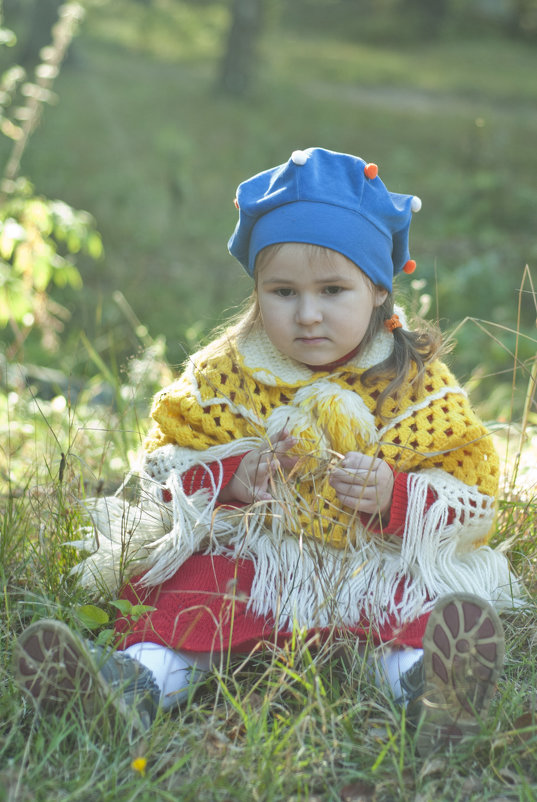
[257,243,387,366]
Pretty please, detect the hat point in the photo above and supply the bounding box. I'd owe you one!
[291,150,308,166]
[403,259,417,274]
[411,196,422,212]
[364,163,378,180]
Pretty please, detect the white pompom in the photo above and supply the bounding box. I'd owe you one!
[291,150,308,166]
[411,196,422,212]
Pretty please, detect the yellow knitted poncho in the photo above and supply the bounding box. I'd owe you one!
[77,322,520,629]
[144,326,498,549]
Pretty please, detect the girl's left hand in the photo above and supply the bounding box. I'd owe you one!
[329,452,394,518]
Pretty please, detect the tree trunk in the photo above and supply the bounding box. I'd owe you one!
[218,0,265,97]
[12,0,65,67]
[406,0,450,38]
[507,0,537,39]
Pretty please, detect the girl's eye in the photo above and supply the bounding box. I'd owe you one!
[323,285,343,295]
[274,288,294,297]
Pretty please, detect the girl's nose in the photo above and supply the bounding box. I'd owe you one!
[295,294,322,325]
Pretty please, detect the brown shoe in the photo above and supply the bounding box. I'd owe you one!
[414,593,505,756]
[13,619,159,735]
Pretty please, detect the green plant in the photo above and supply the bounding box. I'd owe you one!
[0,1,102,358]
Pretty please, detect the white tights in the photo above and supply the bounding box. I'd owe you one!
[125,642,423,710]
[124,642,214,711]
[374,647,423,702]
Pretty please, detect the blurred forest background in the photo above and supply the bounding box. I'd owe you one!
[1,0,536,420]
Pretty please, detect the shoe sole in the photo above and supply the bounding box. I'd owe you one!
[416,593,505,756]
[13,619,133,732]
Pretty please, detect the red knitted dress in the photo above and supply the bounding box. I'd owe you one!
[116,458,435,654]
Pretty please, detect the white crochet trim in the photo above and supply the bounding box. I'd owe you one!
[180,306,405,430]
[181,358,265,428]
[236,306,404,386]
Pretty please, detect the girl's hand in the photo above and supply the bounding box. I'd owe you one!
[218,429,297,504]
[329,452,394,518]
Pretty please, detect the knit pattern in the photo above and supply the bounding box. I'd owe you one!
[74,325,521,632]
[144,329,498,549]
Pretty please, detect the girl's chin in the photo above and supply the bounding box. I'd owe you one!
[289,342,349,365]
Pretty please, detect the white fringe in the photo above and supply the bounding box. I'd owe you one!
[226,469,521,631]
[72,438,263,593]
[73,445,522,627]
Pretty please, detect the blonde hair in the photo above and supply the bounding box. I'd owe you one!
[193,244,444,416]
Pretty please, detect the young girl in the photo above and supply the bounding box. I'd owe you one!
[15,147,521,754]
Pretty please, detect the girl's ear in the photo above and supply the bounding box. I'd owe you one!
[374,287,389,307]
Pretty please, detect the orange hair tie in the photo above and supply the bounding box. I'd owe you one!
[384,314,403,332]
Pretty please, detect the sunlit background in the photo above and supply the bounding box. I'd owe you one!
[1,0,536,419]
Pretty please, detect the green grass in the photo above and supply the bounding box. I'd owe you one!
[274,32,537,104]
[2,5,537,800]
[1,333,537,801]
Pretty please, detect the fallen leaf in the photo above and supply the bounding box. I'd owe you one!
[340,780,376,801]
[512,712,537,742]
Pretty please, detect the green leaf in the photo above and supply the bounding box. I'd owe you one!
[0,289,11,326]
[109,598,134,616]
[130,604,156,622]
[77,604,110,629]
[0,218,26,259]
[28,254,53,292]
[109,599,156,622]
[86,231,103,259]
[51,260,82,289]
[66,230,81,253]
[0,283,32,326]
[95,628,116,648]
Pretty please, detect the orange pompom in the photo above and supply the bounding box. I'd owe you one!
[233,197,239,209]
[364,163,378,180]
[384,314,403,332]
[403,259,416,274]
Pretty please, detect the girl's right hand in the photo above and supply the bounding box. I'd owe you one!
[218,429,297,504]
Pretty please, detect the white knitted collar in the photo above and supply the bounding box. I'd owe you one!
[237,306,405,387]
